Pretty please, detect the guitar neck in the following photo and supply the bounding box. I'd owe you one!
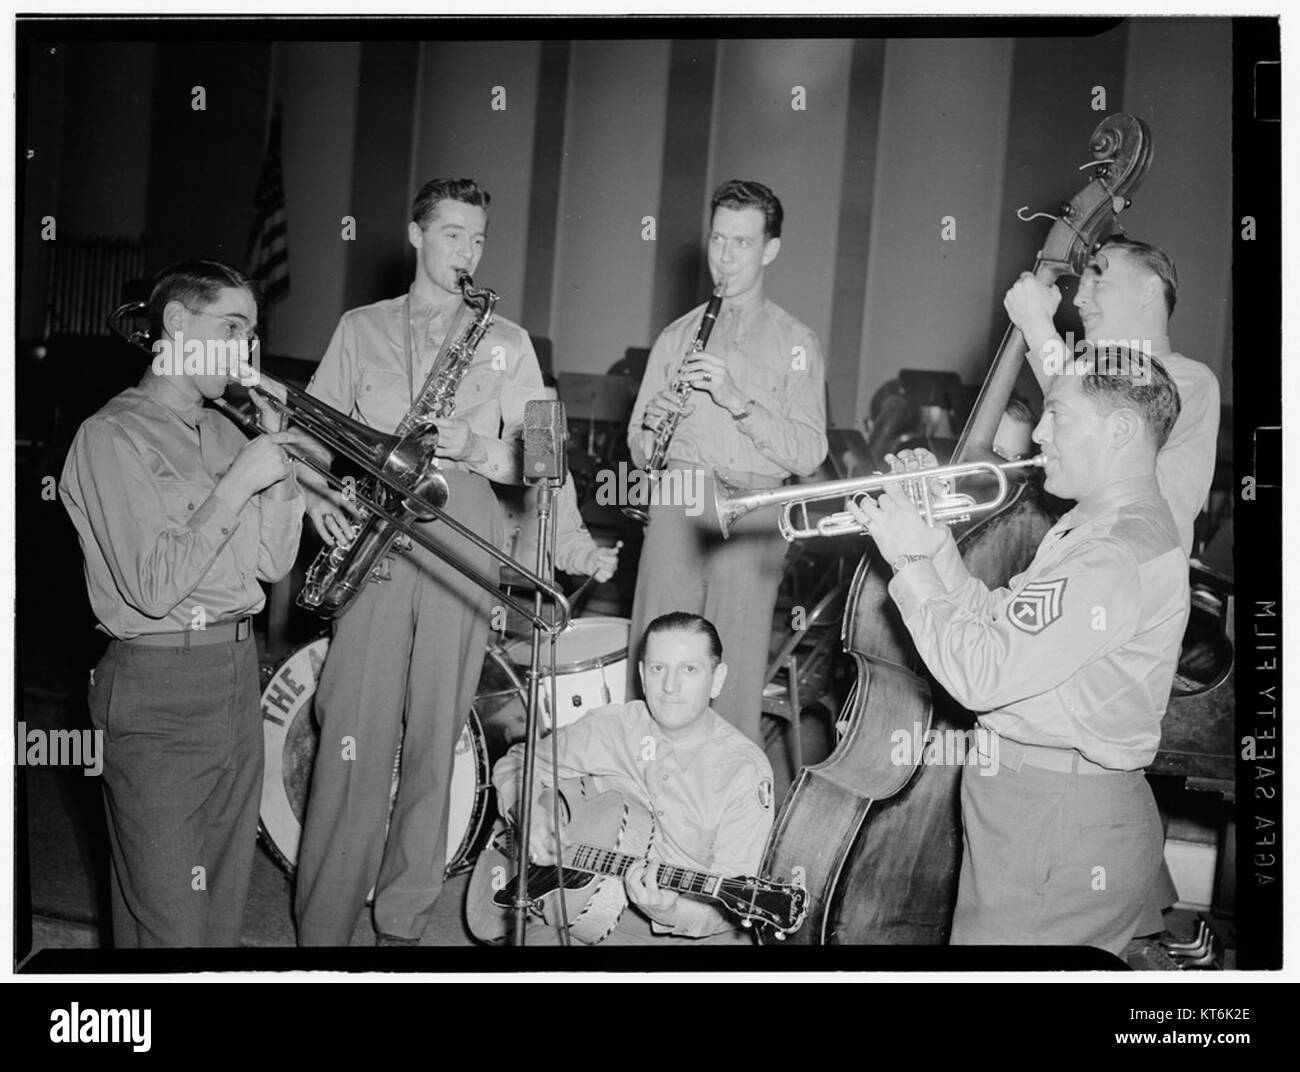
[567,843,725,901]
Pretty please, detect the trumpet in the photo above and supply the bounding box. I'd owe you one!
[107,301,571,635]
[714,456,1047,541]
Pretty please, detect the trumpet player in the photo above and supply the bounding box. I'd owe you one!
[295,178,545,946]
[60,260,306,946]
[846,349,1187,955]
[627,180,828,744]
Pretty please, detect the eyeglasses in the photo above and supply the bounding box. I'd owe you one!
[182,305,260,344]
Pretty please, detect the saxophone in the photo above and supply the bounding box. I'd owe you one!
[298,272,499,617]
[623,281,725,523]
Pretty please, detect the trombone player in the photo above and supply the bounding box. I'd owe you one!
[845,349,1186,955]
[294,178,545,946]
[627,180,827,745]
[61,261,306,946]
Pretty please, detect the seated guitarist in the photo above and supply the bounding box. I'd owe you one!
[491,612,775,944]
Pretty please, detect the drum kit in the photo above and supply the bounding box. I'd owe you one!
[258,617,632,880]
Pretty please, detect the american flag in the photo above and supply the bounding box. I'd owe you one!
[247,102,290,309]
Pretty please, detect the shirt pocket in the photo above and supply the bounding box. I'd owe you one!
[740,362,784,407]
[155,479,211,528]
[675,814,717,866]
[455,359,503,408]
[356,366,413,432]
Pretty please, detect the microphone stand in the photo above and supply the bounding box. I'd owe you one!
[511,468,563,946]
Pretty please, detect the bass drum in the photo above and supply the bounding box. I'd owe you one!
[259,636,526,878]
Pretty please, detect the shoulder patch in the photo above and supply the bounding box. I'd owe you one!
[757,777,773,810]
[1007,578,1068,635]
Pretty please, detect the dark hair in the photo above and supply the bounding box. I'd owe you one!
[1075,346,1182,450]
[1099,236,1179,318]
[642,612,723,666]
[147,260,258,340]
[711,179,783,239]
[1003,392,1038,427]
[411,178,491,230]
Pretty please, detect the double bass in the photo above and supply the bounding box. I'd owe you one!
[759,114,1154,944]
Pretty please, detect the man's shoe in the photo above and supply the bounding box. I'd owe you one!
[375,932,421,947]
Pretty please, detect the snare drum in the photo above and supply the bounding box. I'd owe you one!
[259,637,525,878]
[505,616,629,730]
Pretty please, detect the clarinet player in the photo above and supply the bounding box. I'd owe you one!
[626,180,828,745]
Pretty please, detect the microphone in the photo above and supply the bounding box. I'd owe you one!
[523,399,568,484]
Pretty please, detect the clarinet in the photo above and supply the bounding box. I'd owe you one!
[623,282,726,523]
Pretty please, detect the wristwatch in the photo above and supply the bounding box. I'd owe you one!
[891,553,931,575]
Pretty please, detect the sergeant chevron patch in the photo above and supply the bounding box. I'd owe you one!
[1007,578,1068,635]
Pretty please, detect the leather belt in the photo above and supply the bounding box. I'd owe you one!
[980,733,1127,776]
[122,617,253,649]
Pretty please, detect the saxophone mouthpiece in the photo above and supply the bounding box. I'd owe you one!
[456,271,473,292]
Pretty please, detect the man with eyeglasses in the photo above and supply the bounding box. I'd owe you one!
[60,260,306,947]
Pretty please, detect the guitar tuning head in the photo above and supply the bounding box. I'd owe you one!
[740,919,752,929]
[774,930,786,941]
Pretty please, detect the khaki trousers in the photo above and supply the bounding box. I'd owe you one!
[88,637,262,947]
[295,471,502,945]
[950,759,1163,956]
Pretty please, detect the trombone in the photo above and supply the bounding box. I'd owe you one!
[108,301,571,635]
[715,456,1046,541]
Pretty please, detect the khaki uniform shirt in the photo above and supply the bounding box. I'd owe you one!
[497,476,597,576]
[1152,347,1221,556]
[889,475,1189,770]
[60,382,304,639]
[629,294,828,488]
[493,701,775,937]
[307,285,544,484]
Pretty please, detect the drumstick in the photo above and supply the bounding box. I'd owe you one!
[570,540,623,605]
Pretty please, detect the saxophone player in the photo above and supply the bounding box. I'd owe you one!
[627,180,828,745]
[295,178,545,946]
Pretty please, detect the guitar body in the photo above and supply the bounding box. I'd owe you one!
[466,777,655,945]
[468,776,808,943]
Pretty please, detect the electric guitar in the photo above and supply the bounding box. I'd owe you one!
[466,777,807,945]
